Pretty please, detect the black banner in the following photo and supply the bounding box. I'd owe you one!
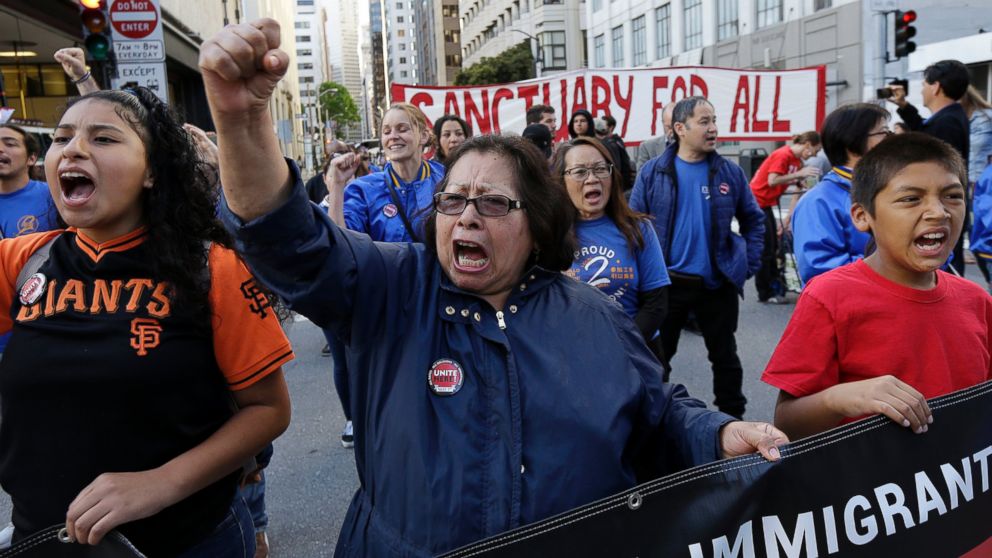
[442,381,992,558]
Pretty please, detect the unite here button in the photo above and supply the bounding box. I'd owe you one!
[427,358,465,396]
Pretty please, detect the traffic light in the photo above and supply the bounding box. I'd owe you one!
[893,10,917,60]
[79,0,112,61]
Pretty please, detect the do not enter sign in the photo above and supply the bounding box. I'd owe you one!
[110,0,160,40]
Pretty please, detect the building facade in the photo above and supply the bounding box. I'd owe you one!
[384,0,420,83]
[415,0,462,85]
[324,0,365,141]
[460,0,586,76]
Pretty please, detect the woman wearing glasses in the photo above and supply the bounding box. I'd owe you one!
[554,137,670,346]
[201,20,788,557]
[791,103,891,285]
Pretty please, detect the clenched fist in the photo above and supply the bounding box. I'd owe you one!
[198,19,290,119]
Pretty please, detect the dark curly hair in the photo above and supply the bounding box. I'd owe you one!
[63,88,233,327]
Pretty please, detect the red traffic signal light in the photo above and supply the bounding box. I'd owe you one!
[81,8,108,33]
[78,0,113,61]
[893,10,918,59]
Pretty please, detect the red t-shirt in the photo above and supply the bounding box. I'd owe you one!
[762,259,992,403]
[749,145,801,209]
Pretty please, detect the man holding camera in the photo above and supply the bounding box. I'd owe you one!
[890,59,971,274]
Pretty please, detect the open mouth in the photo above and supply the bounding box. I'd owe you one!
[914,231,946,254]
[0,155,11,166]
[59,171,96,206]
[583,189,603,205]
[453,240,490,271]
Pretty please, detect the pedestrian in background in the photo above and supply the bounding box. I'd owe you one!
[791,103,889,285]
[432,114,471,168]
[567,109,595,139]
[630,96,765,419]
[748,131,821,303]
[555,137,669,355]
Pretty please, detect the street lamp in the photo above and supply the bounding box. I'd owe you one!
[511,29,543,78]
[317,87,340,139]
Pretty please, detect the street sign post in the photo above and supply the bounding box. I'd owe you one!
[108,0,168,102]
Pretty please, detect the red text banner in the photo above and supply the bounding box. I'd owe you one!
[391,66,827,145]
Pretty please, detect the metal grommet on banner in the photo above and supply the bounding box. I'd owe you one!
[627,492,642,511]
[57,527,73,543]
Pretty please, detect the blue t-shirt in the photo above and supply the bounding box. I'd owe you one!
[0,180,57,240]
[568,216,671,318]
[342,160,445,242]
[669,157,716,286]
[0,180,58,352]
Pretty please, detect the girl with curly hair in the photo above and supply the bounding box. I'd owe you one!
[0,88,293,556]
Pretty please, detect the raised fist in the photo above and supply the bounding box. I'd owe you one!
[198,19,289,118]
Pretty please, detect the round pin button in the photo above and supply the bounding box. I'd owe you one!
[427,359,464,396]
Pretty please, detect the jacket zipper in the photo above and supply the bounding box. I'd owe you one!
[496,310,507,330]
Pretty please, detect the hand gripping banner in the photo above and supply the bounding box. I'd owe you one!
[390,66,826,145]
[441,381,992,558]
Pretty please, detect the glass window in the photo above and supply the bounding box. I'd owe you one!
[396,2,403,8]
[400,43,407,50]
[540,31,567,71]
[296,35,311,43]
[398,15,404,22]
[592,0,601,12]
[298,0,314,5]
[756,0,783,28]
[814,0,832,9]
[655,4,671,59]
[594,34,605,68]
[297,62,313,70]
[684,0,702,50]
[398,29,406,37]
[632,16,646,66]
[400,57,407,63]
[717,0,738,40]
[296,49,313,56]
[294,21,310,29]
[611,25,623,67]
[401,70,408,77]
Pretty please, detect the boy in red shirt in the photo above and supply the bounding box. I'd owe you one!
[749,132,821,302]
[762,133,992,440]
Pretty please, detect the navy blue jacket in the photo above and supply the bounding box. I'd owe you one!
[629,144,764,292]
[220,162,734,557]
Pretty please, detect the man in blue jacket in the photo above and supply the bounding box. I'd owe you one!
[630,96,764,419]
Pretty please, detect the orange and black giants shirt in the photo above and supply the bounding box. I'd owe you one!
[0,227,294,556]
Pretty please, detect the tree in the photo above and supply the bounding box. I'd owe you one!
[454,41,534,86]
[318,81,361,138]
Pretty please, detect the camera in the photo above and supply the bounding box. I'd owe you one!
[876,79,909,100]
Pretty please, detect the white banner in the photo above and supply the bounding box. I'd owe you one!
[391,66,826,145]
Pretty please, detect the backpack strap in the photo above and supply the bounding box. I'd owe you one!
[15,234,62,293]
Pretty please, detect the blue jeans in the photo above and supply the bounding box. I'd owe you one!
[323,328,351,420]
[177,494,255,558]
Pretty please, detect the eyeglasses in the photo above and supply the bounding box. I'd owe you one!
[867,129,894,138]
[563,164,613,181]
[433,192,525,217]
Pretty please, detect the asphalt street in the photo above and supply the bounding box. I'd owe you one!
[1,270,984,555]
